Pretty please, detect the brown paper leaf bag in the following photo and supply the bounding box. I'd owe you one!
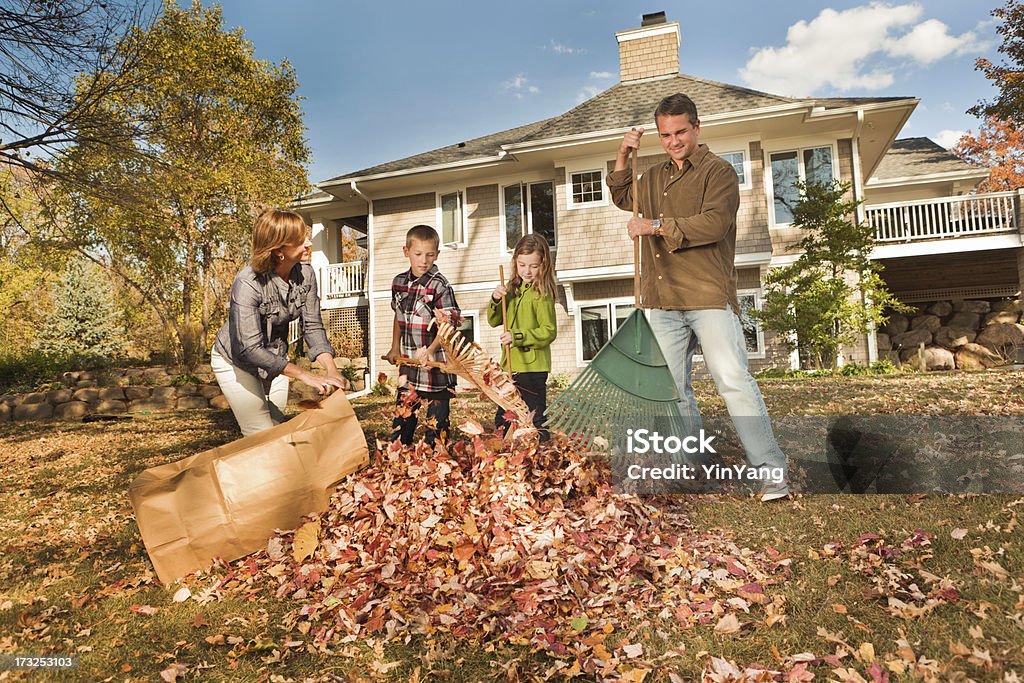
[129,390,368,584]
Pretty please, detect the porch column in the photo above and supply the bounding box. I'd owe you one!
[310,220,330,288]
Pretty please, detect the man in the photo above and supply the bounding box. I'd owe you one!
[606,93,789,501]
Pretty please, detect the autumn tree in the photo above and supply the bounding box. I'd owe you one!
[953,116,1024,191]
[756,181,904,371]
[0,0,153,180]
[50,1,310,365]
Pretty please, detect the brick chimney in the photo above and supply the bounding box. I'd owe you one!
[616,11,680,82]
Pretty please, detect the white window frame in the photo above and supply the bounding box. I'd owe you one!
[574,296,635,367]
[692,288,766,361]
[717,150,752,191]
[764,142,839,228]
[564,157,609,209]
[436,189,467,249]
[499,180,557,253]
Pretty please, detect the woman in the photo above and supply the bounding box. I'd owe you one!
[211,208,345,436]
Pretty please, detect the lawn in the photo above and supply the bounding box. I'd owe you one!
[1,372,1023,682]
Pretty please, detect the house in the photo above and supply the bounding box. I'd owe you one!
[294,11,1024,384]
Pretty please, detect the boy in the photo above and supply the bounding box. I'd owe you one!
[384,225,460,446]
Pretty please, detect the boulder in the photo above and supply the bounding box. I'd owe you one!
[955,343,1002,370]
[876,332,892,351]
[76,379,98,388]
[95,399,128,414]
[975,322,1024,355]
[336,357,352,368]
[54,401,91,420]
[129,398,175,413]
[352,357,368,369]
[990,299,1022,315]
[175,384,199,397]
[143,367,169,382]
[921,346,955,371]
[209,395,230,410]
[0,394,21,407]
[198,384,222,399]
[947,311,981,330]
[884,314,910,336]
[22,392,48,405]
[73,388,100,403]
[910,314,942,333]
[151,386,177,400]
[98,387,126,401]
[927,301,953,318]
[955,300,991,315]
[15,402,53,421]
[0,404,10,422]
[177,396,209,410]
[194,363,213,374]
[934,326,976,349]
[46,388,75,404]
[124,386,151,401]
[891,328,933,349]
[983,310,1020,326]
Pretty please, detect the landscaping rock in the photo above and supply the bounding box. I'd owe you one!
[990,299,1022,315]
[125,386,151,401]
[129,398,175,413]
[151,386,177,400]
[198,384,222,399]
[352,357,368,369]
[61,371,79,386]
[46,388,75,404]
[15,402,53,421]
[984,310,1020,326]
[76,379,98,388]
[910,314,942,333]
[884,314,910,336]
[175,384,199,397]
[955,343,1002,370]
[975,323,1024,355]
[73,388,100,403]
[54,401,90,421]
[95,399,128,414]
[876,332,891,351]
[0,404,10,422]
[194,363,213,374]
[934,326,976,349]
[891,328,932,349]
[927,301,953,318]
[1,394,21,407]
[143,367,169,382]
[98,387,126,401]
[947,311,981,329]
[209,395,230,410]
[921,346,955,371]
[22,392,48,405]
[177,396,209,410]
[78,371,96,381]
[955,299,991,314]
[337,357,352,368]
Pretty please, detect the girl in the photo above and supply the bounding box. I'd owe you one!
[488,233,557,440]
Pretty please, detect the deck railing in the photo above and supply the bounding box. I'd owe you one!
[322,261,366,299]
[866,191,1018,243]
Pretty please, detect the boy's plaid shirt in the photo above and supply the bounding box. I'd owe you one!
[391,265,460,393]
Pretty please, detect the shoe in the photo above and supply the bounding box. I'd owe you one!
[755,488,790,502]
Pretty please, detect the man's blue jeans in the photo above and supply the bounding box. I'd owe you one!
[648,306,788,490]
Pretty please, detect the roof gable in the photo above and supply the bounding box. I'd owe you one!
[871,137,979,180]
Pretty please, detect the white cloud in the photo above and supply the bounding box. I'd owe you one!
[576,85,603,103]
[590,71,614,79]
[550,40,585,55]
[934,129,967,148]
[740,3,985,96]
[502,74,540,99]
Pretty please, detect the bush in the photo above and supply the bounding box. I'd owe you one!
[547,372,571,390]
[0,351,114,394]
[370,372,394,397]
[340,364,363,384]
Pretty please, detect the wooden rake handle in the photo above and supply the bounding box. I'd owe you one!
[381,355,449,371]
[499,265,512,375]
[632,143,640,308]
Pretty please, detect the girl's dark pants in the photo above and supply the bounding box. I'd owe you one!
[494,371,549,441]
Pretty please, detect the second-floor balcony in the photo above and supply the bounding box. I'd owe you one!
[322,261,366,299]
[866,191,1018,243]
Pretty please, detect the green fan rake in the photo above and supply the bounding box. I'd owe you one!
[545,145,692,465]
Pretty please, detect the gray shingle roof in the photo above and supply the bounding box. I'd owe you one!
[323,74,911,184]
[871,137,980,180]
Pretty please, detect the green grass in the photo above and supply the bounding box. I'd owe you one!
[2,373,1024,681]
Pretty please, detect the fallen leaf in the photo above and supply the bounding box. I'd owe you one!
[172,587,191,603]
[951,528,968,540]
[832,604,848,614]
[458,419,484,435]
[293,519,321,563]
[159,662,189,682]
[622,642,643,658]
[129,605,160,616]
[715,613,742,634]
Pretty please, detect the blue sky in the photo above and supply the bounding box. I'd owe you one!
[200,1,1002,184]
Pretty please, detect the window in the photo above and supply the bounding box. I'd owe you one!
[439,191,464,246]
[502,181,556,251]
[719,151,747,187]
[769,145,834,225]
[457,313,475,345]
[570,170,604,205]
[577,299,634,363]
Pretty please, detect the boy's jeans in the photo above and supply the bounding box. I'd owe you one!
[390,387,451,447]
[647,306,788,490]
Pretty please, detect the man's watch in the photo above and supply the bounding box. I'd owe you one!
[651,219,664,237]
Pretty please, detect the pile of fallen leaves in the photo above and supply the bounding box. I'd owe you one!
[232,427,790,677]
